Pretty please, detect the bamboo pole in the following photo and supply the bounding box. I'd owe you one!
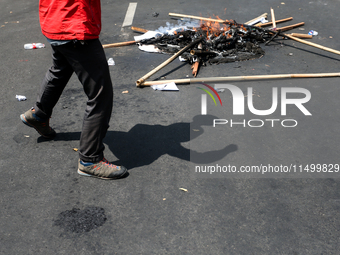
[270,8,276,30]
[289,33,312,39]
[256,17,293,27]
[276,22,305,32]
[139,73,340,86]
[103,27,149,48]
[168,13,300,34]
[131,26,149,33]
[136,37,204,86]
[284,34,340,55]
[169,13,226,23]
[103,41,137,49]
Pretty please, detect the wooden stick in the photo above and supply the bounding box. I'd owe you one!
[289,33,312,39]
[103,41,137,49]
[284,34,340,55]
[244,13,268,25]
[256,17,293,27]
[270,8,276,30]
[136,37,203,86]
[103,27,149,48]
[276,22,305,32]
[139,73,340,86]
[169,13,226,23]
[131,26,149,33]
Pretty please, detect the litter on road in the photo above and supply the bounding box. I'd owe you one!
[16,95,27,101]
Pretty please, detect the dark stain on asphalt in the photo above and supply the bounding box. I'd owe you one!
[54,207,107,233]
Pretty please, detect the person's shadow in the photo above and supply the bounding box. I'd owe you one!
[44,115,237,169]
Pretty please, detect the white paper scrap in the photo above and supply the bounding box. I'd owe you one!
[138,45,161,53]
[16,95,27,101]
[151,82,179,91]
[108,58,115,66]
[260,17,268,24]
[134,31,163,41]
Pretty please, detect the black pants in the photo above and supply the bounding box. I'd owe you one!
[35,39,113,163]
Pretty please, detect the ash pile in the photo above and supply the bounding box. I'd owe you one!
[138,21,271,65]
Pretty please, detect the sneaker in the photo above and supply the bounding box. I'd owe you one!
[78,158,127,180]
[20,108,56,139]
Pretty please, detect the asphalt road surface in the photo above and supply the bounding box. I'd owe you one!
[1,0,340,254]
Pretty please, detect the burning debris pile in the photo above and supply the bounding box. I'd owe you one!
[102,11,340,86]
[138,21,269,65]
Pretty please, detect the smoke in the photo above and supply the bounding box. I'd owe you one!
[155,18,200,35]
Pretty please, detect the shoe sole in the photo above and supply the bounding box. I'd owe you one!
[77,169,126,180]
[20,114,56,139]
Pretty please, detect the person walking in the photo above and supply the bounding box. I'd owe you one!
[20,0,127,180]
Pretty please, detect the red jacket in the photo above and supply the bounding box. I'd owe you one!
[39,0,101,40]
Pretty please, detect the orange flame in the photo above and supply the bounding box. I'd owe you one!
[197,16,233,39]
